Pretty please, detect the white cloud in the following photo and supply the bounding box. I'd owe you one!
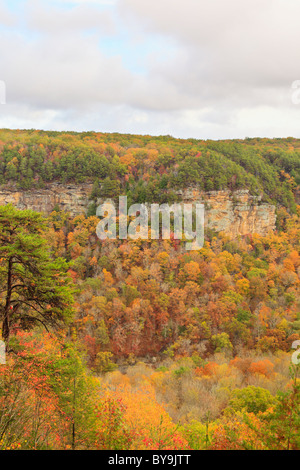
[0,0,17,26]
[1,30,134,109]
[26,0,116,34]
[0,0,300,139]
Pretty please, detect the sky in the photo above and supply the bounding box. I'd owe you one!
[0,0,300,140]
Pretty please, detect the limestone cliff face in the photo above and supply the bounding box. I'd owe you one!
[177,188,276,237]
[0,183,93,217]
[0,184,276,237]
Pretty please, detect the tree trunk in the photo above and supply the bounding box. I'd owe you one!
[2,257,13,349]
[72,376,76,450]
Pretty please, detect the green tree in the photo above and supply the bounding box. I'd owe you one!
[253,366,300,450]
[234,366,300,450]
[49,341,100,450]
[100,177,120,199]
[211,332,233,354]
[0,204,74,347]
[225,386,276,415]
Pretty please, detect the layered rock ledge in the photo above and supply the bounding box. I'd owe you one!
[0,184,276,237]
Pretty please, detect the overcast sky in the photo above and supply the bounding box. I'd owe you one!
[0,0,299,140]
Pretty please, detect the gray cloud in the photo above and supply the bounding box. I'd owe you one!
[0,0,299,138]
[1,32,133,110]
[119,0,300,104]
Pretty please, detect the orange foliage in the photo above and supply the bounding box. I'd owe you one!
[97,384,189,450]
[195,362,219,377]
[248,360,275,378]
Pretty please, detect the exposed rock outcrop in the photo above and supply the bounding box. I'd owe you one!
[177,188,276,237]
[0,183,93,217]
[0,184,276,237]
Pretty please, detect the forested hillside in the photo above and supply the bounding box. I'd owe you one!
[0,129,299,211]
[0,129,299,450]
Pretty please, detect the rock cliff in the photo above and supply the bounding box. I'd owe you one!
[177,188,276,237]
[0,183,93,217]
[0,184,276,237]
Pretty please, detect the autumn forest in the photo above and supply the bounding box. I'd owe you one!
[0,128,299,451]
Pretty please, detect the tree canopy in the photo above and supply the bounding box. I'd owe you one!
[0,204,74,346]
